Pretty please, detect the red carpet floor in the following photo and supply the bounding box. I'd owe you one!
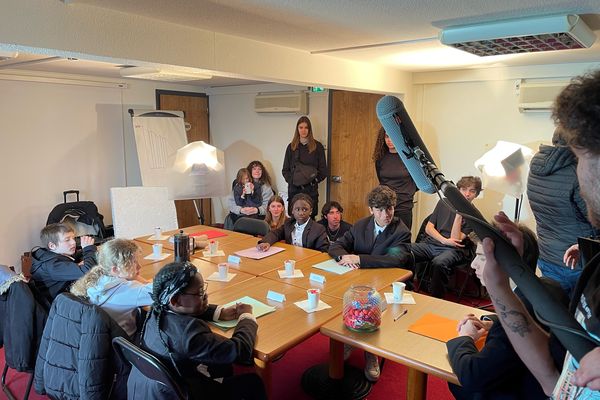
[1,332,454,400]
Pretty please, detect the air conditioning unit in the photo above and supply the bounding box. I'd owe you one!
[517,80,570,113]
[254,91,308,114]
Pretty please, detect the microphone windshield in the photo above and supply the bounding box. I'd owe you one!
[376,96,437,194]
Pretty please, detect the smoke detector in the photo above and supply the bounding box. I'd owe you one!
[440,14,596,57]
[0,50,18,61]
[119,66,212,82]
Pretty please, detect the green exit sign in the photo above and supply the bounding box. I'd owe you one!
[310,87,326,92]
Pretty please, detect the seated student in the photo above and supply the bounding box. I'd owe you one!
[447,225,561,400]
[130,262,266,400]
[328,185,412,382]
[318,201,352,243]
[31,223,97,303]
[411,176,482,298]
[257,193,329,252]
[264,195,287,230]
[329,185,412,269]
[230,168,263,224]
[70,238,152,338]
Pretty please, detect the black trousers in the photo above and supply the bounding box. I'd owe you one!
[412,242,467,298]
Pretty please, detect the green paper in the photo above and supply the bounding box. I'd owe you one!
[312,258,353,275]
[210,296,276,330]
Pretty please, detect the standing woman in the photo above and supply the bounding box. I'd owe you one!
[282,116,327,218]
[373,127,417,229]
[227,160,274,220]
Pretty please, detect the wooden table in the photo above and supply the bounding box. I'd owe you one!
[207,277,343,396]
[320,292,488,400]
[134,225,252,250]
[262,252,414,299]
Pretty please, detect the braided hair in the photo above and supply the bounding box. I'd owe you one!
[139,262,198,377]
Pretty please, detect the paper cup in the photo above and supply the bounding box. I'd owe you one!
[307,288,320,310]
[218,263,229,279]
[209,240,219,255]
[392,282,406,301]
[154,227,162,239]
[152,244,163,258]
[284,259,296,276]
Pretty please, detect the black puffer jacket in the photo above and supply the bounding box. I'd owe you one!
[34,293,129,400]
[527,145,598,267]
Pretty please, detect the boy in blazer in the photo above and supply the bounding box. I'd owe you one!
[257,193,329,252]
[328,185,412,269]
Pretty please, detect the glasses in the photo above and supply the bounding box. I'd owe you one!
[180,282,208,298]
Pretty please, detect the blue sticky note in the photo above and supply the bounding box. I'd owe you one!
[309,273,326,284]
[227,255,241,265]
[266,290,286,303]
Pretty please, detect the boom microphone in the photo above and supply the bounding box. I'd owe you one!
[376,96,437,194]
[376,95,596,362]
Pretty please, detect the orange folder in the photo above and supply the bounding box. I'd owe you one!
[408,312,487,350]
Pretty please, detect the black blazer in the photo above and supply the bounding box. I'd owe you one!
[259,219,329,252]
[328,216,412,268]
[446,315,546,400]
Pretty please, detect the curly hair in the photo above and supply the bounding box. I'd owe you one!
[367,185,397,209]
[456,176,482,195]
[247,160,273,187]
[70,239,139,298]
[552,70,600,155]
[290,116,317,153]
[321,201,344,218]
[372,127,388,162]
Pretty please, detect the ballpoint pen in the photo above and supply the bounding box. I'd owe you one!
[394,309,408,322]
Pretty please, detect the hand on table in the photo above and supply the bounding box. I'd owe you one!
[337,254,360,269]
[458,319,487,342]
[220,303,253,320]
[257,242,270,252]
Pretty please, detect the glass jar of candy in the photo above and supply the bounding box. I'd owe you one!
[342,285,382,332]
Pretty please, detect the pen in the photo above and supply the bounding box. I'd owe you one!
[393,309,408,322]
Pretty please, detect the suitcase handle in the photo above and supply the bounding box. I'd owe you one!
[63,190,80,203]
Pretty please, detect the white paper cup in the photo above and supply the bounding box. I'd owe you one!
[392,282,406,301]
[218,263,229,279]
[152,244,163,258]
[209,241,219,255]
[154,227,162,239]
[284,259,296,276]
[307,288,320,310]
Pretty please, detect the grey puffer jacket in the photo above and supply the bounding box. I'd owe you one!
[527,145,598,268]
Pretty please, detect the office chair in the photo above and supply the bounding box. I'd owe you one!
[233,217,270,237]
[112,337,188,400]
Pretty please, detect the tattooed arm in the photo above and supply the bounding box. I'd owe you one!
[481,212,560,395]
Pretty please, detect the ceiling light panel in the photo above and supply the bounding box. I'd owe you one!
[440,14,596,57]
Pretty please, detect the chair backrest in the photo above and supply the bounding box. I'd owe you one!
[112,337,187,400]
[110,187,179,239]
[233,217,270,237]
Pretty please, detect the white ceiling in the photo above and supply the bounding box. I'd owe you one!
[4,0,600,85]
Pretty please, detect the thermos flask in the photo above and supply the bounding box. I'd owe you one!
[173,230,196,262]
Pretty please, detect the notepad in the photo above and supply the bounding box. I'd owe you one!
[407,312,487,350]
[192,230,227,239]
[312,259,353,275]
[210,296,276,330]
[235,246,285,259]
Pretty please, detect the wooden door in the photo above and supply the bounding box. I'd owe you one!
[328,90,382,223]
[157,91,212,227]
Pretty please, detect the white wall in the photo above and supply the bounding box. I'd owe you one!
[410,62,600,230]
[208,84,329,222]
[0,73,207,269]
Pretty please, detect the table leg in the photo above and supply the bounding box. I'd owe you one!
[407,367,427,400]
[254,358,272,399]
[329,338,344,379]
